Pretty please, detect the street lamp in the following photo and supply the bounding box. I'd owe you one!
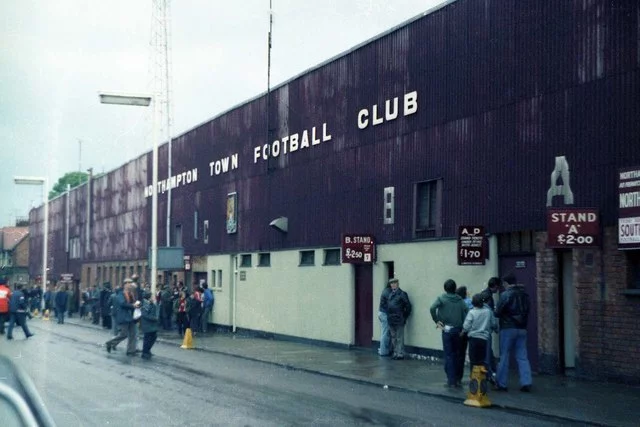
[14,176,48,308]
[99,91,158,301]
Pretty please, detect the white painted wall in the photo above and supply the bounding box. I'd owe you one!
[374,237,499,351]
[206,237,498,352]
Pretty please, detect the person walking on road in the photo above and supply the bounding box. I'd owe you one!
[105,280,140,355]
[55,285,69,324]
[385,278,412,360]
[430,279,469,388]
[140,290,159,359]
[0,279,11,335]
[7,284,34,340]
[377,281,392,357]
[494,275,533,392]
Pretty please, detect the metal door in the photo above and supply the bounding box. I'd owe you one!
[354,264,373,348]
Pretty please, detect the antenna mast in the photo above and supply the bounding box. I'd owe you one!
[267,0,273,169]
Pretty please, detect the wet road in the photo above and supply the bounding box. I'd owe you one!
[1,320,577,426]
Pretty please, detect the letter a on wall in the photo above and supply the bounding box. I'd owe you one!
[546,156,574,207]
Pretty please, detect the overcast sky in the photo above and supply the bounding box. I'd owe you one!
[0,0,446,228]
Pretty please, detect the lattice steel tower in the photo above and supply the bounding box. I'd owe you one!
[149,0,173,247]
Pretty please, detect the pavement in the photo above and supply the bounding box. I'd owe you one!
[46,315,640,427]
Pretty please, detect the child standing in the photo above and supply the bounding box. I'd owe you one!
[140,290,159,359]
[461,294,498,369]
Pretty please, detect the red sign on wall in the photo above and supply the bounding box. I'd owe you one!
[341,234,375,264]
[547,208,600,248]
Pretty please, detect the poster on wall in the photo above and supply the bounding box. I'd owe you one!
[618,167,640,250]
[226,192,237,234]
[341,234,375,264]
[457,226,486,265]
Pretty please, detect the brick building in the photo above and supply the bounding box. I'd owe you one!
[0,227,30,286]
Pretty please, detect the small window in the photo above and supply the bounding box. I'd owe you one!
[383,187,395,225]
[629,251,640,289]
[414,179,442,238]
[258,253,271,267]
[217,269,223,289]
[324,249,341,265]
[240,254,252,268]
[70,237,81,259]
[203,220,209,244]
[300,250,315,266]
[194,210,199,240]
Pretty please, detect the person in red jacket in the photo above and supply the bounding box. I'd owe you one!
[0,278,11,335]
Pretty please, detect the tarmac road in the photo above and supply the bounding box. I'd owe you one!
[1,320,586,426]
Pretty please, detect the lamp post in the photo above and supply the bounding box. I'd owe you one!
[14,176,48,308]
[99,91,157,300]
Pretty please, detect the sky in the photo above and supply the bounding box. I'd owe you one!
[0,0,447,228]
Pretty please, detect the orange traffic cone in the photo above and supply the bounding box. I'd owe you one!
[180,328,194,349]
[464,365,492,408]
[42,309,50,321]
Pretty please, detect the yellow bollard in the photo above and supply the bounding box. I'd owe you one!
[180,328,194,349]
[42,309,50,321]
[463,365,492,408]
[33,309,39,318]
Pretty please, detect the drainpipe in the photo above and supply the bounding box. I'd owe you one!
[65,184,70,273]
[86,168,92,255]
[232,255,238,333]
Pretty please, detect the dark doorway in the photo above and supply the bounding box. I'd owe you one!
[354,264,373,347]
[499,255,539,372]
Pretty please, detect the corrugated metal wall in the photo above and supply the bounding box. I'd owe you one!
[30,0,640,269]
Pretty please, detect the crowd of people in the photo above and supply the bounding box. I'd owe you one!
[1,275,215,359]
[5,272,530,391]
[378,275,532,393]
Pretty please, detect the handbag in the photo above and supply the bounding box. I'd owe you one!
[133,307,142,320]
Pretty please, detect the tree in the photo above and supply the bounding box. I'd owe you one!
[48,172,89,200]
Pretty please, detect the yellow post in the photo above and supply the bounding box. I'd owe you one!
[33,308,39,317]
[180,328,194,349]
[42,309,50,321]
[463,365,492,408]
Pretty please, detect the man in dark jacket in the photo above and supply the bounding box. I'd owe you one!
[385,278,412,360]
[160,285,173,330]
[430,279,468,388]
[494,275,532,392]
[7,284,34,340]
[140,290,159,359]
[100,284,112,329]
[55,285,69,324]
